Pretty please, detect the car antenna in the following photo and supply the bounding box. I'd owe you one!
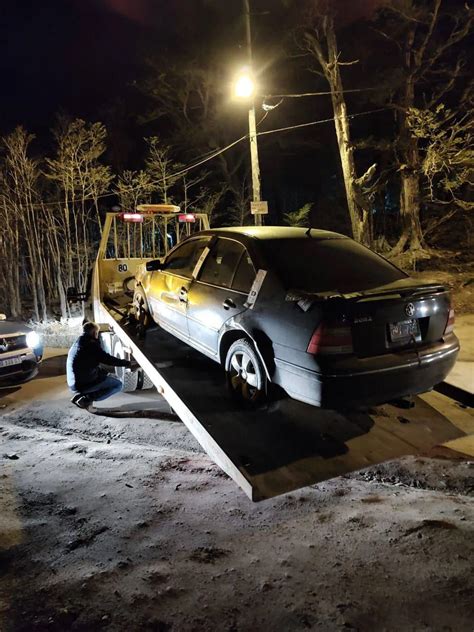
[305,226,312,237]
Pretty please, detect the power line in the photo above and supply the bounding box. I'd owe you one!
[115,108,386,189]
[32,135,249,209]
[256,107,388,137]
[263,87,377,99]
[33,115,269,208]
[166,134,247,180]
[170,111,268,179]
[31,107,388,208]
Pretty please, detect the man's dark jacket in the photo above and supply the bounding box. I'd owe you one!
[66,334,129,391]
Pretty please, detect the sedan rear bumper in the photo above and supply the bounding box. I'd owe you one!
[275,336,460,408]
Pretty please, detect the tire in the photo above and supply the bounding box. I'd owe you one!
[112,336,138,392]
[225,338,267,406]
[133,289,151,337]
[123,276,136,296]
[136,368,154,390]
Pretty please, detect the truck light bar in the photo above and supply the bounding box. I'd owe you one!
[178,213,196,223]
[136,204,180,214]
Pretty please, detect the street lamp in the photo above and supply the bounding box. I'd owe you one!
[233,67,262,226]
[234,70,255,99]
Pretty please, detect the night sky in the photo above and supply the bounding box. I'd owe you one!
[1,0,468,224]
[1,0,151,133]
[0,1,265,131]
[0,0,388,225]
[0,0,338,132]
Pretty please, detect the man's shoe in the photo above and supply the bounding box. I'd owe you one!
[71,393,92,410]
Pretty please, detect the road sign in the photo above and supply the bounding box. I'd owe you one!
[250,200,268,215]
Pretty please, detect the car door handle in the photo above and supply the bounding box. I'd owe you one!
[179,287,188,303]
[223,298,236,310]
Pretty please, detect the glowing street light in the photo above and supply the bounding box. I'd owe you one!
[233,69,262,226]
[232,0,266,226]
[234,70,255,99]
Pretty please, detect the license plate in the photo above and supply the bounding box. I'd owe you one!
[389,319,420,342]
[0,356,22,368]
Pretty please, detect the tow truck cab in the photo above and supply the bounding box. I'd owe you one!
[75,205,210,389]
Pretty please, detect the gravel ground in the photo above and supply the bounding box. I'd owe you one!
[1,351,473,631]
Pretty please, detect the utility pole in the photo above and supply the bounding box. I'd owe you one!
[244,0,262,226]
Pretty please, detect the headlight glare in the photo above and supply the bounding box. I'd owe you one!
[26,331,41,348]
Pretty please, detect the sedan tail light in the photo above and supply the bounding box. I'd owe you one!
[307,320,354,355]
[444,307,455,335]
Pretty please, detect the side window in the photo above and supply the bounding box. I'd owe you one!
[199,238,244,288]
[232,251,256,293]
[164,238,209,278]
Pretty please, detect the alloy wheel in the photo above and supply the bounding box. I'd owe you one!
[229,350,260,401]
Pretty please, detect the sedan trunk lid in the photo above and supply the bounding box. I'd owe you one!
[288,279,451,358]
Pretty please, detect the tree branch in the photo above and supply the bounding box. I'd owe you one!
[419,7,474,78]
[414,0,441,69]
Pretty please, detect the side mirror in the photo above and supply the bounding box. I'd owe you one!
[146,259,164,272]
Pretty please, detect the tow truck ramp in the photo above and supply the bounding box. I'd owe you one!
[88,210,468,501]
[99,306,465,501]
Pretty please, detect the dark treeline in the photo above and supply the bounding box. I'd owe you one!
[0,0,472,320]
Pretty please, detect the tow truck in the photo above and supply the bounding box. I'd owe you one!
[83,205,469,501]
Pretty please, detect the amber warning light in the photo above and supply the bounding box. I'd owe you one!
[178,213,196,223]
[136,204,180,214]
[119,212,144,223]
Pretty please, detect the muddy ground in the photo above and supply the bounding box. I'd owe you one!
[1,350,473,632]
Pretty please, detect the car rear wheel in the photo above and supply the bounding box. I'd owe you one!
[225,339,266,406]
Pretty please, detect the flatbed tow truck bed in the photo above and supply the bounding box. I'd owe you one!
[90,211,470,501]
[102,304,466,501]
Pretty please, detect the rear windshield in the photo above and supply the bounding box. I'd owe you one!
[261,237,406,293]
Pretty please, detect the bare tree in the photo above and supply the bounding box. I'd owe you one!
[301,7,376,245]
[407,102,473,211]
[116,169,154,211]
[181,171,211,213]
[0,168,22,317]
[2,127,47,321]
[192,184,227,226]
[228,178,252,226]
[145,137,183,204]
[374,0,473,254]
[137,55,249,224]
[45,118,113,314]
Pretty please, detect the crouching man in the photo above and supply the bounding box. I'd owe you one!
[67,321,132,409]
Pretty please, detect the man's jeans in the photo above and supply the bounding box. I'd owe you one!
[75,376,123,402]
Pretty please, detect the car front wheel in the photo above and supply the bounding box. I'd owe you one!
[225,339,266,406]
[133,290,151,336]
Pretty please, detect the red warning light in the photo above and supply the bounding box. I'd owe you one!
[178,213,196,223]
[119,212,144,223]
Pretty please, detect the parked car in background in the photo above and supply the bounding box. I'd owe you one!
[134,227,459,408]
[0,314,43,384]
